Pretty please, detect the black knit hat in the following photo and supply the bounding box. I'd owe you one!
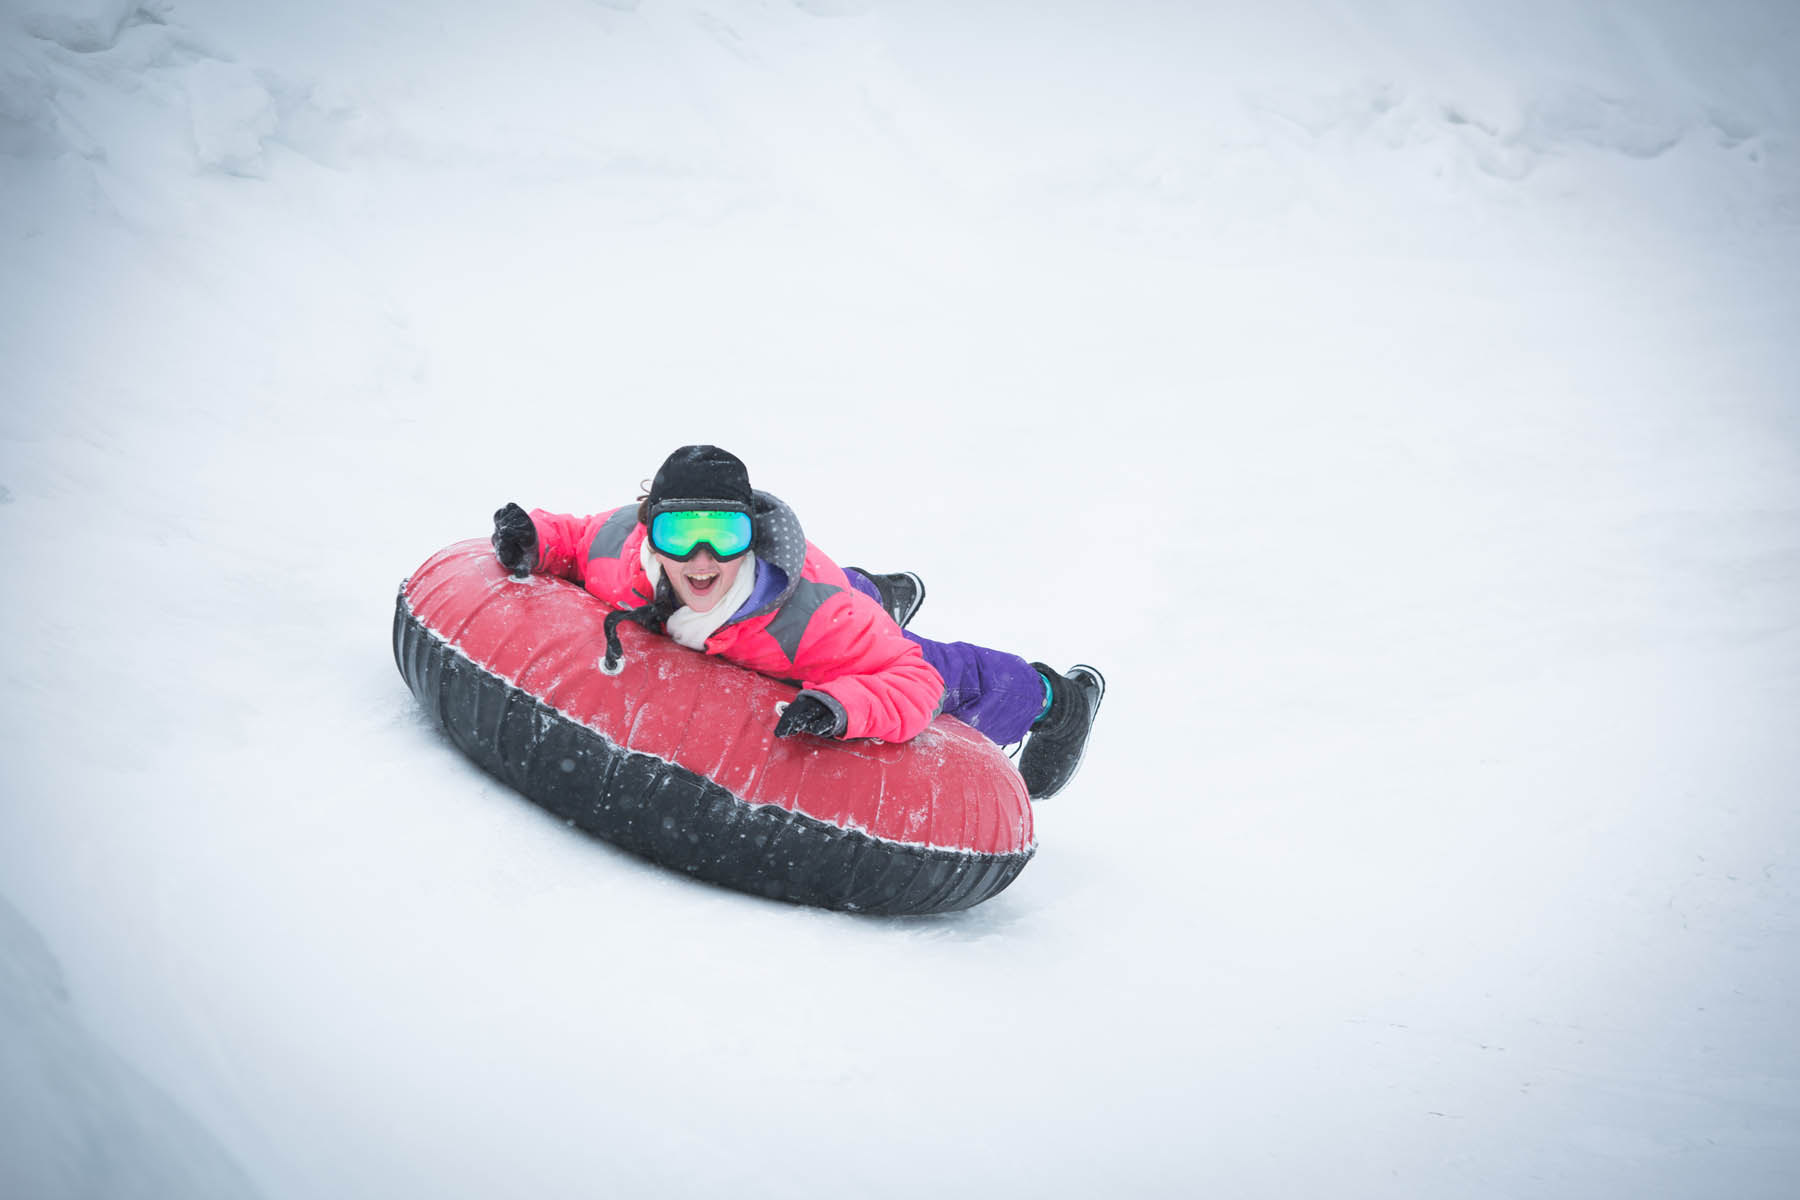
[646,445,753,514]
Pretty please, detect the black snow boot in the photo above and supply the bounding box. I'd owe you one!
[1017,664,1105,800]
[850,568,927,629]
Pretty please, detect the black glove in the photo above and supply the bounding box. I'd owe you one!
[774,692,846,740]
[491,502,537,577]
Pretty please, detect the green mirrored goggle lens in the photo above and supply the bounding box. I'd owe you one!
[649,510,753,560]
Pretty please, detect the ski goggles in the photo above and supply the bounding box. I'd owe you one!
[648,507,754,561]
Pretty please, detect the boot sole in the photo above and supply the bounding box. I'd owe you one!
[1025,664,1105,800]
[850,568,925,628]
[1057,664,1105,795]
[895,572,926,628]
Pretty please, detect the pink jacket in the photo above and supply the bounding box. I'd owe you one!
[525,494,944,743]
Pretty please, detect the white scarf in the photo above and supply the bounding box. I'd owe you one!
[642,538,759,651]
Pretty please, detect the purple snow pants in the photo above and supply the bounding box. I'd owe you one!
[845,570,1046,746]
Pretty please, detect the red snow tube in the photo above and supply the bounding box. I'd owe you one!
[392,540,1035,914]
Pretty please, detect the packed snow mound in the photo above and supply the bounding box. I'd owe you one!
[0,899,260,1200]
[0,51,62,157]
[183,59,276,175]
[1,0,1794,233]
[10,0,152,54]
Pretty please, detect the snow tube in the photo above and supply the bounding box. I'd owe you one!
[392,540,1036,915]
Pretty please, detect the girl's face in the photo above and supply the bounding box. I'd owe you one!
[655,546,745,613]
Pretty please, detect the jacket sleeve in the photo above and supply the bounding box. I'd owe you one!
[790,590,945,743]
[526,508,605,582]
[529,505,655,610]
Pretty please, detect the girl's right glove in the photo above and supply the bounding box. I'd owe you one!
[491,502,537,577]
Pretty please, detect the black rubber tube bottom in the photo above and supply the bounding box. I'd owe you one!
[394,594,1033,915]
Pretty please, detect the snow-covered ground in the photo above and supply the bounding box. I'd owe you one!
[3,1,1798,1196]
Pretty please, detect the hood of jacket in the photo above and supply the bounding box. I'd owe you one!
[732,489,807,621]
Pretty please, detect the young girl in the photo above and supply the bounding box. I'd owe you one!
[491,445,1103,799]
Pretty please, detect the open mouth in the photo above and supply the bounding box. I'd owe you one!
[685,571,721,595]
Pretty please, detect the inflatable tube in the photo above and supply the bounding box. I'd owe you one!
[392,540,1035,915]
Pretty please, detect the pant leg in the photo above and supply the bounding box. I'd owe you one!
[908,634,1046,745]
[845,570,1044,745]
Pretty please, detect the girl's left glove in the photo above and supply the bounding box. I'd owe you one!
[774,691,847,739]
